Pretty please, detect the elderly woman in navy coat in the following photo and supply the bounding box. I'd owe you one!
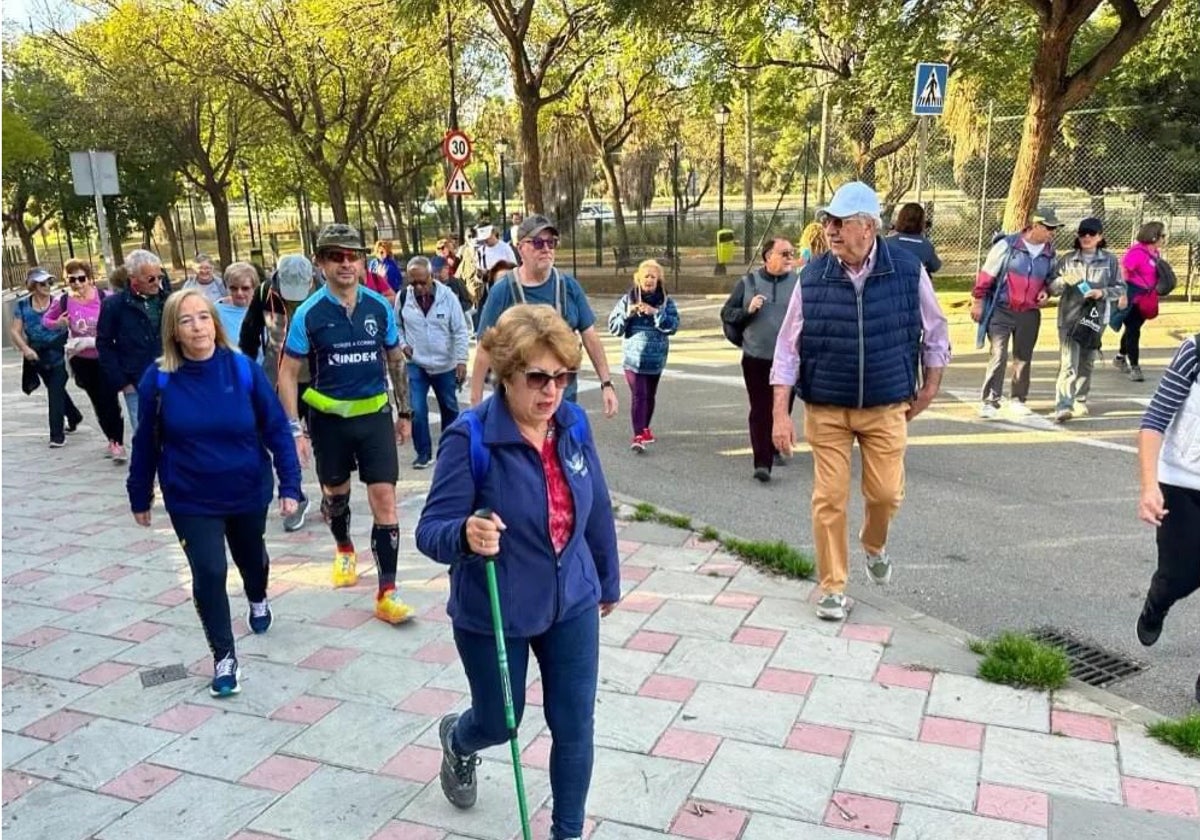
[416,304,620,840]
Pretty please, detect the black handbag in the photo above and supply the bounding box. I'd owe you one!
[21,359,40,395]
[1070,297,1106,350]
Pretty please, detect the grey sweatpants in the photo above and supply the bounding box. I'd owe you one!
[981,307,1041,405]
[1054,329,1096,411]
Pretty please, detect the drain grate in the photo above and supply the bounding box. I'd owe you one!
[1028,627,1146,687]
[140,664,189,688]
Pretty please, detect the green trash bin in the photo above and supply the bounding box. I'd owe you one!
[716,229,735,265]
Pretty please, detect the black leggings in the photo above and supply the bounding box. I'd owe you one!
[1119,307,1146,366]
[168,509,269,662]
[70,356,125,444]
[34,355,83,444]
[1146,483,1200,615]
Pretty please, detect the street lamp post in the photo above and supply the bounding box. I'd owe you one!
[496,138,509,233]
[238,161,256,251]
[714,103,731,276]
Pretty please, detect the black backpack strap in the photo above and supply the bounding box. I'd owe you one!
[59,292,70,315]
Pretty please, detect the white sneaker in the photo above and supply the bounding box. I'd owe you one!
[1005,401,1032,418]
[978,403,1000,420]
[1074,403,1089,418]
[815,592,849,621]
[1051,408,1072,424]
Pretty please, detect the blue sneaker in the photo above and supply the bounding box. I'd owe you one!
[210,654,241,697]
[248,600,272,634]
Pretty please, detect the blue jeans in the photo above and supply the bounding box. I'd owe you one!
[409,366,460,462]
[123,389,140,436]
[451,608,599,840]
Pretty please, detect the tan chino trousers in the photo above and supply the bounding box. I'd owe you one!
[803,402,908,594]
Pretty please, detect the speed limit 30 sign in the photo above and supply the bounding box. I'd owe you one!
[442,130,473,165]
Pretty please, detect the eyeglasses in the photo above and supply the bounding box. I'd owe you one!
[818,214,865,230]
[67,274,89,284]
[228,285,254,292]
[524,237,559,251]
[321,250,361,264]
[522,368,577,390]
[774,249,796,258]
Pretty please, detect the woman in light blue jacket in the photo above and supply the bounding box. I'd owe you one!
[607,259,679,452]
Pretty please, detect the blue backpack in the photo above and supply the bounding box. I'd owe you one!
[458,400,588,488]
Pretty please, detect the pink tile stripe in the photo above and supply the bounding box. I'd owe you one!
[230,831,292,840]
[76,661,137,686]
[838,623,892,644]
[270,695,341,725]
[823,792,899,836]
[732,627,784,648]
[1050,710,1115,743]
[397,688,463,717]
[412,642,460,664]
[98,763,181,801]
[380,745,443,783]
[786,724,853,758]
[696,562,742,578]
[670,799,748,840]
[975,783,1050,827]
[620,565,653,582]
[2,771,41,806]
[652,729,721,764]
[638,674,697,702]
[151,703,219,734]
[240,755,321,793]
[526,680,544,706]
[754,668,815,696]
[20,709,94,742]
[9,626,69,648]
[521,736,553,770]
[1122,776,1200,818]
[619,593,664,614]
[317,608,373,629]
[370,822,447,840]
[624,630,678,654]
[531,809,596,840]
[152,588,192,607]
[919,716,985,750]
[111,621,166,643]
[298,647,362,671]
[95,564,137,582]
[4,569,50,586]
[874,663,934,691]
[712,592,761,610]
[617,539,644,556]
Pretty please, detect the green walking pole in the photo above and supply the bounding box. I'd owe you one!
[474,508,532,840]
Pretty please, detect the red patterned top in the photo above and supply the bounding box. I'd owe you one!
[540,425,575,554]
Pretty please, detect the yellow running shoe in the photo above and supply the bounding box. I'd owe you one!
[375,587,415,625]
[331,549,358,588]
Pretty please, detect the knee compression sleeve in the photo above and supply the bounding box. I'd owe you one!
[321,493,352,547]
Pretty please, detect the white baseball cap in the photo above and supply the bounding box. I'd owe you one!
[276,254,314,302]
[821,181,882,220]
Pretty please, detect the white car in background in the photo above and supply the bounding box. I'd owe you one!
[577,201,615,222]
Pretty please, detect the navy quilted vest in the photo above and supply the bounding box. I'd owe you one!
[798,239,923,408]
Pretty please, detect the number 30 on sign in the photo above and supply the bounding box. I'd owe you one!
[442,130,472,165]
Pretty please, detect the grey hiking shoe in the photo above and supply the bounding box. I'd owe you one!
[866,551,893,585]
[815,592,848,621]
[283,496,310,532]
[1113,354,1129,373]
[1129,365,1145,382]
[438,713,480,809]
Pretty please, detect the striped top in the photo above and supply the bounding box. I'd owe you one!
[1140,338,1199,434]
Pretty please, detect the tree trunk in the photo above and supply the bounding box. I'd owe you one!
[209,189,234,268]
[326,177,349,224]
[518,96,544,214]
[16,221,38,266]
[160,210,185,269]
[105,206,125,266]
[600,154,629,255]
[1003,74,1066,231]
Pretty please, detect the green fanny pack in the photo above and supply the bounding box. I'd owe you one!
[302,388,388,418]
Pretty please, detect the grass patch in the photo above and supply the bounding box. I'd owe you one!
[974,632,1070,690]
[657,512,693,530]
[631,502,657,522]
[1147,714,1200,758]
[721,536,815,579]
[699,525,721,543]
[968,639,988,655]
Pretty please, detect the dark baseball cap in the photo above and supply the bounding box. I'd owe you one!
[516,214,558,241]
[1077,216,1104,235]
[1030,207,1063,228]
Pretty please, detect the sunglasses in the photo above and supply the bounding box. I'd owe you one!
[818,214,864,229]
[67,274,89,284]
[522,368,577,390]
[775,249,796,258]
[1078,230,1101,237]
[321,250,362,264]
[228,285,254,292]
[524,237,559,251]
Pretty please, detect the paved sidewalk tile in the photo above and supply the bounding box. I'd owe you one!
[586,748,702,829]
[841,732,980,810]
[597,646,664,694]
[1116,724,1200,787]
[397,760,551,839]
[785,724,853,758]
[927,673,1049,732]
[9,631,132,680]
[919,716,985,750]
[975,783,1050,826]
[741,814,866,839]
[823,791,898,836]
[799,676,926,739]
[97,773,276,840]
[97,762,182,802]
[251,764,420,840]
[669,799,748,839]
[594,690,678,752]
[240,755,321,793]
[636,569,729,603]
[2,769,42,805]
[651,728,722,763]
[2,673,96,731]
[692,740,840,823]
[638,674,697,702]
[676,682,803,746]
[151,712,302,781]
[1050,710,1115,743]
[657,637,770,687]
[1121,776,1200,818]
[1,781,132,840]
[1049,795,1200,840]
[982,726,1123,804]
[770,629,883,680]
[283,702,431,772]
[897,804,1046,840]
[17,717,178,791]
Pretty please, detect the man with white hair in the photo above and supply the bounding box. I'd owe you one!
[97,249,170,435]
[770,182,951,621]
[475,224,517,282]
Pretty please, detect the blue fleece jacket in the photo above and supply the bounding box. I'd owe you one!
[126,347,302,516]
[415,395,621,637]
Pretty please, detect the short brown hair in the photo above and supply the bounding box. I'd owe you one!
[64,259,94,278]
[1136,221,1165,245]
[893,203,926,235]
[480,304,583,384]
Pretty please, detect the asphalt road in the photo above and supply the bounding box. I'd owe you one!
[575,293,1200,719]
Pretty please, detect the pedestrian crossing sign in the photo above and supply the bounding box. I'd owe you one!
[912,62,949,116]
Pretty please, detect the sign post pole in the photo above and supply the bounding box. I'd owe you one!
[911,62,948,207]
[89,151,114,272]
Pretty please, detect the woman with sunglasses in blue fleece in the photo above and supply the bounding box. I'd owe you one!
[417,304,621,840]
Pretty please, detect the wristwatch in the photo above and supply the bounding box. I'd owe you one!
[397,411,413,420]
[600,380,615,390]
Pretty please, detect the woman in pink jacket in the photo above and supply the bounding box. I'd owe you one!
[42,260,127,460]
[1115,221,1165,383]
